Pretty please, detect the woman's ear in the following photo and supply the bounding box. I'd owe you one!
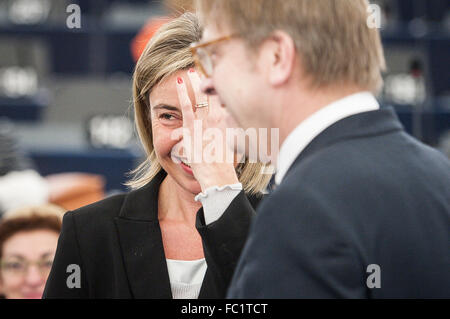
[259,30,296,87]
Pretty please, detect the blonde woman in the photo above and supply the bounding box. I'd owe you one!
[43,13,270,299]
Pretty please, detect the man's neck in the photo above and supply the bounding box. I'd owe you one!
[276,84,368,145]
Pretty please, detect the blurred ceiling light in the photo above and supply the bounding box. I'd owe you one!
[8,0,51,25]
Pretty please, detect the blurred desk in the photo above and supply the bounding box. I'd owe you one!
[0,94,48,122]
[0,20,140,75]
[29,147,142,192]
[46,172,105,210]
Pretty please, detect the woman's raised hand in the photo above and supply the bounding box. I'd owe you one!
[175,68,240,191]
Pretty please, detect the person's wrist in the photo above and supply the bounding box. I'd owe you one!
[193,163,239,191]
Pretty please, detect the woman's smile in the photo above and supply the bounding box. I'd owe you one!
[180,161,194,175]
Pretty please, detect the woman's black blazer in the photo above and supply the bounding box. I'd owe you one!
[43,170,262,298]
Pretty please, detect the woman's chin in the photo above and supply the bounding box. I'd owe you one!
[163,165,202,195]
[183,179,202,195]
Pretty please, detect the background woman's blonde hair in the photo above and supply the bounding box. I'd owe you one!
[127,12,271,195]
[3,204,66,221]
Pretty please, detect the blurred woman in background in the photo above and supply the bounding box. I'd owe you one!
[0,204,65,299]
[44,13,271,299]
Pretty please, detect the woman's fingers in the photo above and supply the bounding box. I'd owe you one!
[176,76,196,162]
[187,68,209,118]
[176,76,195,128]
[177,70,235,166]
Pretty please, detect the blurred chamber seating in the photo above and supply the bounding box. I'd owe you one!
[0,0,155,206]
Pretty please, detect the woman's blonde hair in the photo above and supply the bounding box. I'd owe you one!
[127,12,271,195]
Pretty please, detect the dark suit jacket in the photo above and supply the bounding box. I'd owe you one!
[228,107,450,298]
[43,170,262,298]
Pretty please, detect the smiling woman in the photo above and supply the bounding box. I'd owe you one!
[43,13,271,299]
[129,13,270,193]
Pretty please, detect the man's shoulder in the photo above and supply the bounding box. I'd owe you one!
[265,130,450,226]
[278,139,373,193]
[284,128,450,189]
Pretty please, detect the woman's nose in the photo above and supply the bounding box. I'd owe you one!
[24,265,44,286]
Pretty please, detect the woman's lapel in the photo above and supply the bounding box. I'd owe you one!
[114,171,173,299]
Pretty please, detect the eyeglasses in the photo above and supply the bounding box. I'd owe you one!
[0,258,54,277]
[190,34,239,78]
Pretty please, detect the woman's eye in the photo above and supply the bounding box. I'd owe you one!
[5,262,24,271]
[159,113,176,121]
[40,260,54,269]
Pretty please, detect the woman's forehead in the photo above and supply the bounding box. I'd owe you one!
[150,76,180,108]
[2,230,58,257]
[149,70,196,109]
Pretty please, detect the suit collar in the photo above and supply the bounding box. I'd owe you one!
[276,92,380,184]
[283,107,404,182]
[118,170,167,221]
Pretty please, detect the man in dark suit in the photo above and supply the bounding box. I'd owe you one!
[189,0,450,297]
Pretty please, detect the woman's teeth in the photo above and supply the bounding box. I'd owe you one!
[181,160,191,168]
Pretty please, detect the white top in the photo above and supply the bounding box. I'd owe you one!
[166,258,207,299]
[275,92,380,185]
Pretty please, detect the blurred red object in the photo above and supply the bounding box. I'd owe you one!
[131,17,172,63]
[46,173,105,211]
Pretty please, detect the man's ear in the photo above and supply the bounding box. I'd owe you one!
[259,30,296,87]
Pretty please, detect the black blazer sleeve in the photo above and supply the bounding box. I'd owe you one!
[43,211,89,298]
[195,191,260,298]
